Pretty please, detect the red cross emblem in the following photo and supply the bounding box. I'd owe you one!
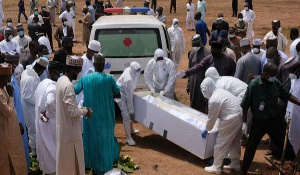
[123,37,132,47]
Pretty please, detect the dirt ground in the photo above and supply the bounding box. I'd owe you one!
[3,0,300,174]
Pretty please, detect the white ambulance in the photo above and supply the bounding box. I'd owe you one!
[90,15,172,88]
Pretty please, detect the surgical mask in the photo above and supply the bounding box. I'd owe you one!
[42,8,46,11]
[174,24,178,28]
[7,22,12,27]
[253,48,260,54]
[63,21,67,26]
[228,34,235,38]
[245,7,249,11]
[289,73,297,80]
[278,27,282,32]
[201,89,211,99]
[268,77,276,82]
[34,11,39,15]
[238,18,243,22]
[18,31,24,37]
[43,54,50,59]
[193,47,200,51]
[157,60,164,66]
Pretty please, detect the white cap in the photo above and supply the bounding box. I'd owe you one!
[36,57,49,67]
[253,38,262,46]
[284,55,299,69]
[66,55,83,66]
[88,40,101,52]
[240,38,250,47]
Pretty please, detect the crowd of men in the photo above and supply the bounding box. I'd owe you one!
[1,0,300,175]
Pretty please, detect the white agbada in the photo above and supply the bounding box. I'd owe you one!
[27,14,44,25]
[144,49,176,99]
[241,9,256,39]
[0,39,21,54]
[20,65,41,154]
[56,75,87,175]
[252,48,266,60]
[205,67,247,101]
[197,0,206,21]
[38,36,52,53]
[167,18,185,69]
[290,38,300,57]
[59,10,73,27]
[186,2,195,30]
[262,31,288,52]
[201,78,242,172]
[35,78,57,174]
[0,0,4,28]
[13,35,32,62]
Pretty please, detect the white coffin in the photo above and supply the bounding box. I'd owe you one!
[133,91,218,159]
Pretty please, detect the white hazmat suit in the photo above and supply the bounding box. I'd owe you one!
[116,62,141,146]
[167,19,185,70]
[144,49,176,99]
[186,2,195,30]
[20,65,41,155]
[35,78,57,174]
[201,77,243,174]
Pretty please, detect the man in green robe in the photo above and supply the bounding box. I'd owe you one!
[74,53,121,175]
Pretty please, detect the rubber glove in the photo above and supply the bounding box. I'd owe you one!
[201,129,208,139]
[175,71,186,79]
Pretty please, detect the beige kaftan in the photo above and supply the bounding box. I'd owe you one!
[0,88,27,175]
[82,12,92,45]
[55,76,88,175]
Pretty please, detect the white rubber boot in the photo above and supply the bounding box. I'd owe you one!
[131,122,139,134]
[223,158,240,171]
[124,122,136,146]
[204,158,222,174]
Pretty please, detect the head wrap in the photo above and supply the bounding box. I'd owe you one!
[66,55,83,66]
[205,67,220,82]
[88,40,101,52]
[153,48,164,61]
[0,63,12,75]
[172,18,179,26]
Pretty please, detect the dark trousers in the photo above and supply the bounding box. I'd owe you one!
[151,0,157,12]
[170,0,176,13]
[232,2,238,17]
[44,28,53,50]
[18,11,28,23]
[242,116,295,173]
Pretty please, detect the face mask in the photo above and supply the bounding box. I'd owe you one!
[238,18,243,22]
[157,60,164,66]
[253,48,260,54]
[7,22,12,27]
[268,76,276,82]
[201,89,211,99]
[63,21,67,26]
[278,27,282,32]
[174,24,178,28]
[245,7,249,11]
[34,11,39,15]
[289,73,297,80]
[228,34,235,38]
[43,54,50,59]
[193,47,200,51]
[18,31,24,37]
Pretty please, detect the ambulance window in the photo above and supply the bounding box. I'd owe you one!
[94,28,162,58]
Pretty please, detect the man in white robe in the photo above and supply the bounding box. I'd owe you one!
[251,38,266,60]
[35,61,63,175]
[13,24,32,64]
[20,57,48,156]
[241,2,256,39]
[0,29,21,55]
[27,8,44,25]
[59,3,73,28]
[56,55,92,175]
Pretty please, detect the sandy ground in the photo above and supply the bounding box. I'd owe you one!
[3,0,300,174]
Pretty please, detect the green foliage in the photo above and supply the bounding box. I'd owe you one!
[28,157,42,175]
[114,155,139,173]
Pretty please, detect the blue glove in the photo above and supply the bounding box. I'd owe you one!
[202,129,208,139]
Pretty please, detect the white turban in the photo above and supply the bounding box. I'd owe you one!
[88,40,101,52]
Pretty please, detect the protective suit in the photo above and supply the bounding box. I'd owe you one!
[20,65,41,155]
[186,2,195,30]
[167,18,185,70]
[144,49,176,99]
[241,9,256,39]
[205,67,247,101]
[201,77,242,174]
[35,78,57,174]
[116,62,141,146]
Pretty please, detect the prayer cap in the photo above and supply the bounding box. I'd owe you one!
[215,18,223,24]
[192,34,201,45]
[284,55,299,69]
[0,63,12,75]
[66,55,83,66]
[211,42,223,49]
[93,53,105,63]
[218,30,228,39]
[88,40,101,52]
[240,38,250,47]
[4,53,19,62]
[253,38,261,45]
[36,57,49,67]
[16,24,24,31]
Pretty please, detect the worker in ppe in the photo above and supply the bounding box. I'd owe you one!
[201,77,243,174]
[205,67,247,101]
[144,48,176,99]
[115,62,141,146]
[167,18,185,70]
